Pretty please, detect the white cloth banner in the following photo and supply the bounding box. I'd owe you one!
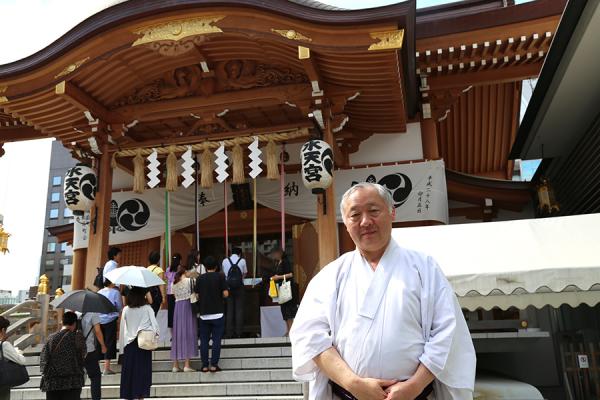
[74,160,448,249]
[257,160,448,224]
[74,183,233,250]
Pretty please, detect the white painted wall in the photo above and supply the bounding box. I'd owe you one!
[349,122,423,165]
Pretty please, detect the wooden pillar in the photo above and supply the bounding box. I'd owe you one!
[316,111,339,269]
[71,248,87,290]
[420,117,440,160]
[84,143,113,288]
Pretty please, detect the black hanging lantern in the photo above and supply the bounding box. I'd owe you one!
[301,139,334,194]
[63,163,97,216]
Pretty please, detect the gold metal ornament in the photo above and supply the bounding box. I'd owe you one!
[132,16,225,47]
[271,29,312,42]
[54,57,90,79]
[368,29,404,51]
[38,275,50,295]
[0,224,9,255]
[55,288,65,297]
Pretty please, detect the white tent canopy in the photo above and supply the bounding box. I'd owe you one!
[391,213,600,311]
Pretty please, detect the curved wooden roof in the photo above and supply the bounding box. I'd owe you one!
[0,0,416,156]
[415,0,566,179]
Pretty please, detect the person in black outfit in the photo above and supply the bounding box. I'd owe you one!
[270,248,298,335]
[194,256,229,373]
[222,247,247,338]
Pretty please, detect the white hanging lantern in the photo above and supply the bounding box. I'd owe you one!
[301,139,334,194]
[64,163,97,216]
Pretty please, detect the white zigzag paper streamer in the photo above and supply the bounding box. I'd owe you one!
[147,149,160,188]
[248,137,263,179]
[215,143,229,183]
[181,146,195,188]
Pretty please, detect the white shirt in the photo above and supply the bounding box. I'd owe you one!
[103,259,118,279]
[222,254,247,277]
[81,312,101,353]
[119,304,160,353]
[290,240,476,400]
[195,263,206,275]
[1,340,26,365]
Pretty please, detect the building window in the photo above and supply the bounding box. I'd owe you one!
[47,243,56,253]
[49,209,59,219]
[45,259,55,266]
[52,176,62,186]
[60,242,68,253]
[51,192,60,203]
[62,276,72,286]
[60,257,72,265]
[63,208,73,218]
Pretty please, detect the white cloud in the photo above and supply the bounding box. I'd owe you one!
[0,139,53,294]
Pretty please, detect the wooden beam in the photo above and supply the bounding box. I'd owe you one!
[113,84,314,122]
[316,109,339,270]
[84,142,114,288]
[109,122,313,152]
[428,62,541,90]
[55,81,123,124]
[0,125,46,142]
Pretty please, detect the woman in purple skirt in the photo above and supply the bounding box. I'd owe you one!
[170,264,198,372]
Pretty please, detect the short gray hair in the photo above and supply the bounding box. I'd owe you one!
[339,182,394,217]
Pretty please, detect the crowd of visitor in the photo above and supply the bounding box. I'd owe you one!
[0,245,296,400]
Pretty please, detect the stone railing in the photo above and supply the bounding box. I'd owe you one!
[1,275,64,349]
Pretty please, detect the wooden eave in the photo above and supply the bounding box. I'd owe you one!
[446,168,532,211]
[46,223,75,246]
[414,0,566,179]
[416,0,566,39]
[0,0,416,153]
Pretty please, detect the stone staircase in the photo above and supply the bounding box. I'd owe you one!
[11,337,304,400]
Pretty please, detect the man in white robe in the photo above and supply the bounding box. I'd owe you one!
[290,183,476,400]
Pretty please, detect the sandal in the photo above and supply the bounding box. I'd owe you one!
[201,366,209,373]
[209,365,222,373]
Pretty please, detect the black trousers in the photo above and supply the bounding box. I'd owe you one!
[84,350,101,400]
[46,388,82,400]
[226,289,244,337]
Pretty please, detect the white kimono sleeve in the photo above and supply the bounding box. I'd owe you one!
[290,261,340,381]
[419,256,476,399]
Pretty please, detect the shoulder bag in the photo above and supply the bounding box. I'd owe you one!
[277,276,293,304]
[0,341,30,388]
[189,278,200,315]
[134,309,159,351]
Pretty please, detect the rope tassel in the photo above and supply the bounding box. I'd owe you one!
[166,145,178,192]
[266,140,280,180]
[133,148,145,193]
[232,141,245,184]
[200,144,214,188]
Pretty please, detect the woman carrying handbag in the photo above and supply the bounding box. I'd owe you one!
[270,248,298,336]
[0,316,27,400]
[119,286,160,400]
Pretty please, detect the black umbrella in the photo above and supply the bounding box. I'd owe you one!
[51,289,117,314]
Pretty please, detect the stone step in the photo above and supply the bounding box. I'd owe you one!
[24,346,292,366]
[20,369,294,389]
[11,382,303,399]
[21,337,291,356]
[26,357,292,376]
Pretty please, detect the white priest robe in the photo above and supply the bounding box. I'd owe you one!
[290,239,476,399]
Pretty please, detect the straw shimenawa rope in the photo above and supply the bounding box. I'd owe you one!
[266,139,279,180]
[112,128,308,159]
[133,148,145,193]
[166,145,178,192]
[200,143,214,189]
[232,139,245,184]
